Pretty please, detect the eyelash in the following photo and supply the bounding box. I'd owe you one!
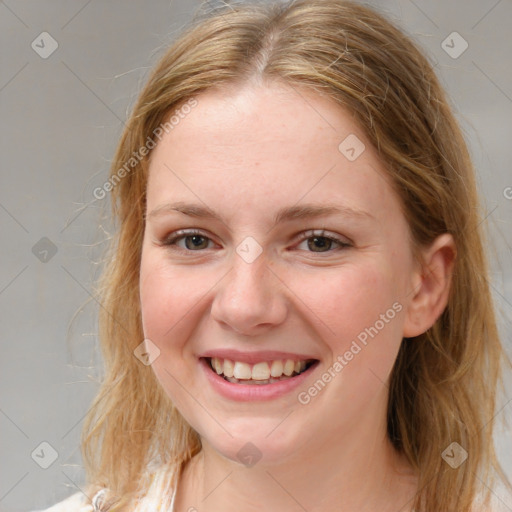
[160,229,351,255]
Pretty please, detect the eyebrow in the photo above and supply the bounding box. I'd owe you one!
[147,201,374,228]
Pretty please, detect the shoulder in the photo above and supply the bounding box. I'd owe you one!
[31,461,180,512]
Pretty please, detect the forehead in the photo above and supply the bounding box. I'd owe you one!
[146,82,398,223]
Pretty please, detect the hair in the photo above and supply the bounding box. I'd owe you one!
[80,1,510,510]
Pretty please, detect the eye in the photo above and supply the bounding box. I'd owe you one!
[160,228,351,254]
[162,229,214,251]
[295,229,351,253]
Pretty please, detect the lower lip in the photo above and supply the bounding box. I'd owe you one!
[199,357,320,402]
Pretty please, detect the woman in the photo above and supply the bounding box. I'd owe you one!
[38,0,511,510]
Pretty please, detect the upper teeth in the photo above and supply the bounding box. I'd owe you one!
[210,357,308,380]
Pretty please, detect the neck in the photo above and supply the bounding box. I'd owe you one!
[174,417,417,512]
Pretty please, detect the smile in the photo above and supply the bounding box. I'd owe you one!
[205,357,317,385]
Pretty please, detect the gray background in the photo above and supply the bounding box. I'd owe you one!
[0,1,511,511]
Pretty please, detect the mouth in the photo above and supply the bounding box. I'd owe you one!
[201,356,319,385]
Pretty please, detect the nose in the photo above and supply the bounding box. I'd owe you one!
[210,249,288,336]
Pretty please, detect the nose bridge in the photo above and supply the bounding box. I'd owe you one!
[224,246,273,308]
[233,246,270,290]
[226,234,272,295]
[211,242,285,334]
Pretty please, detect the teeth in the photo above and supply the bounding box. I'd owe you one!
[283,359,295,376]
[224,375,295,385]
[233,361,252,379]
[251,362,270,380]
[223,359,234,378]
[209,357,312,381]
[270,360,283,377]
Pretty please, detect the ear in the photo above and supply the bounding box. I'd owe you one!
[402,233,456,338]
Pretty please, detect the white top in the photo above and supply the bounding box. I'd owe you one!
[31,465,180,512]
[30,465,512,511]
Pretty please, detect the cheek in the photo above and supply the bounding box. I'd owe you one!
[302,268,405,418]
[139,253,200,409]
[139,252,205,342]
[295,262,405,375]
[302,263,399,334]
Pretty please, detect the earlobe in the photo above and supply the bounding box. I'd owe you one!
[402,233,456,338]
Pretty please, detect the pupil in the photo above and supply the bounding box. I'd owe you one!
[186,235,207,250]
[309,236,330,252]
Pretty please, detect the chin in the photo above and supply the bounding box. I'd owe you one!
[200,422,303,469]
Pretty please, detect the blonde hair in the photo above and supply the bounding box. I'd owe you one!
[81,1,510,510]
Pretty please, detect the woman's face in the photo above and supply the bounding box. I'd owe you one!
[139,82,419,465]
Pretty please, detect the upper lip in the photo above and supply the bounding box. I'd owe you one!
[199,349,319,364]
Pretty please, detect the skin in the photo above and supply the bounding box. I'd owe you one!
[139,80,455,512]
